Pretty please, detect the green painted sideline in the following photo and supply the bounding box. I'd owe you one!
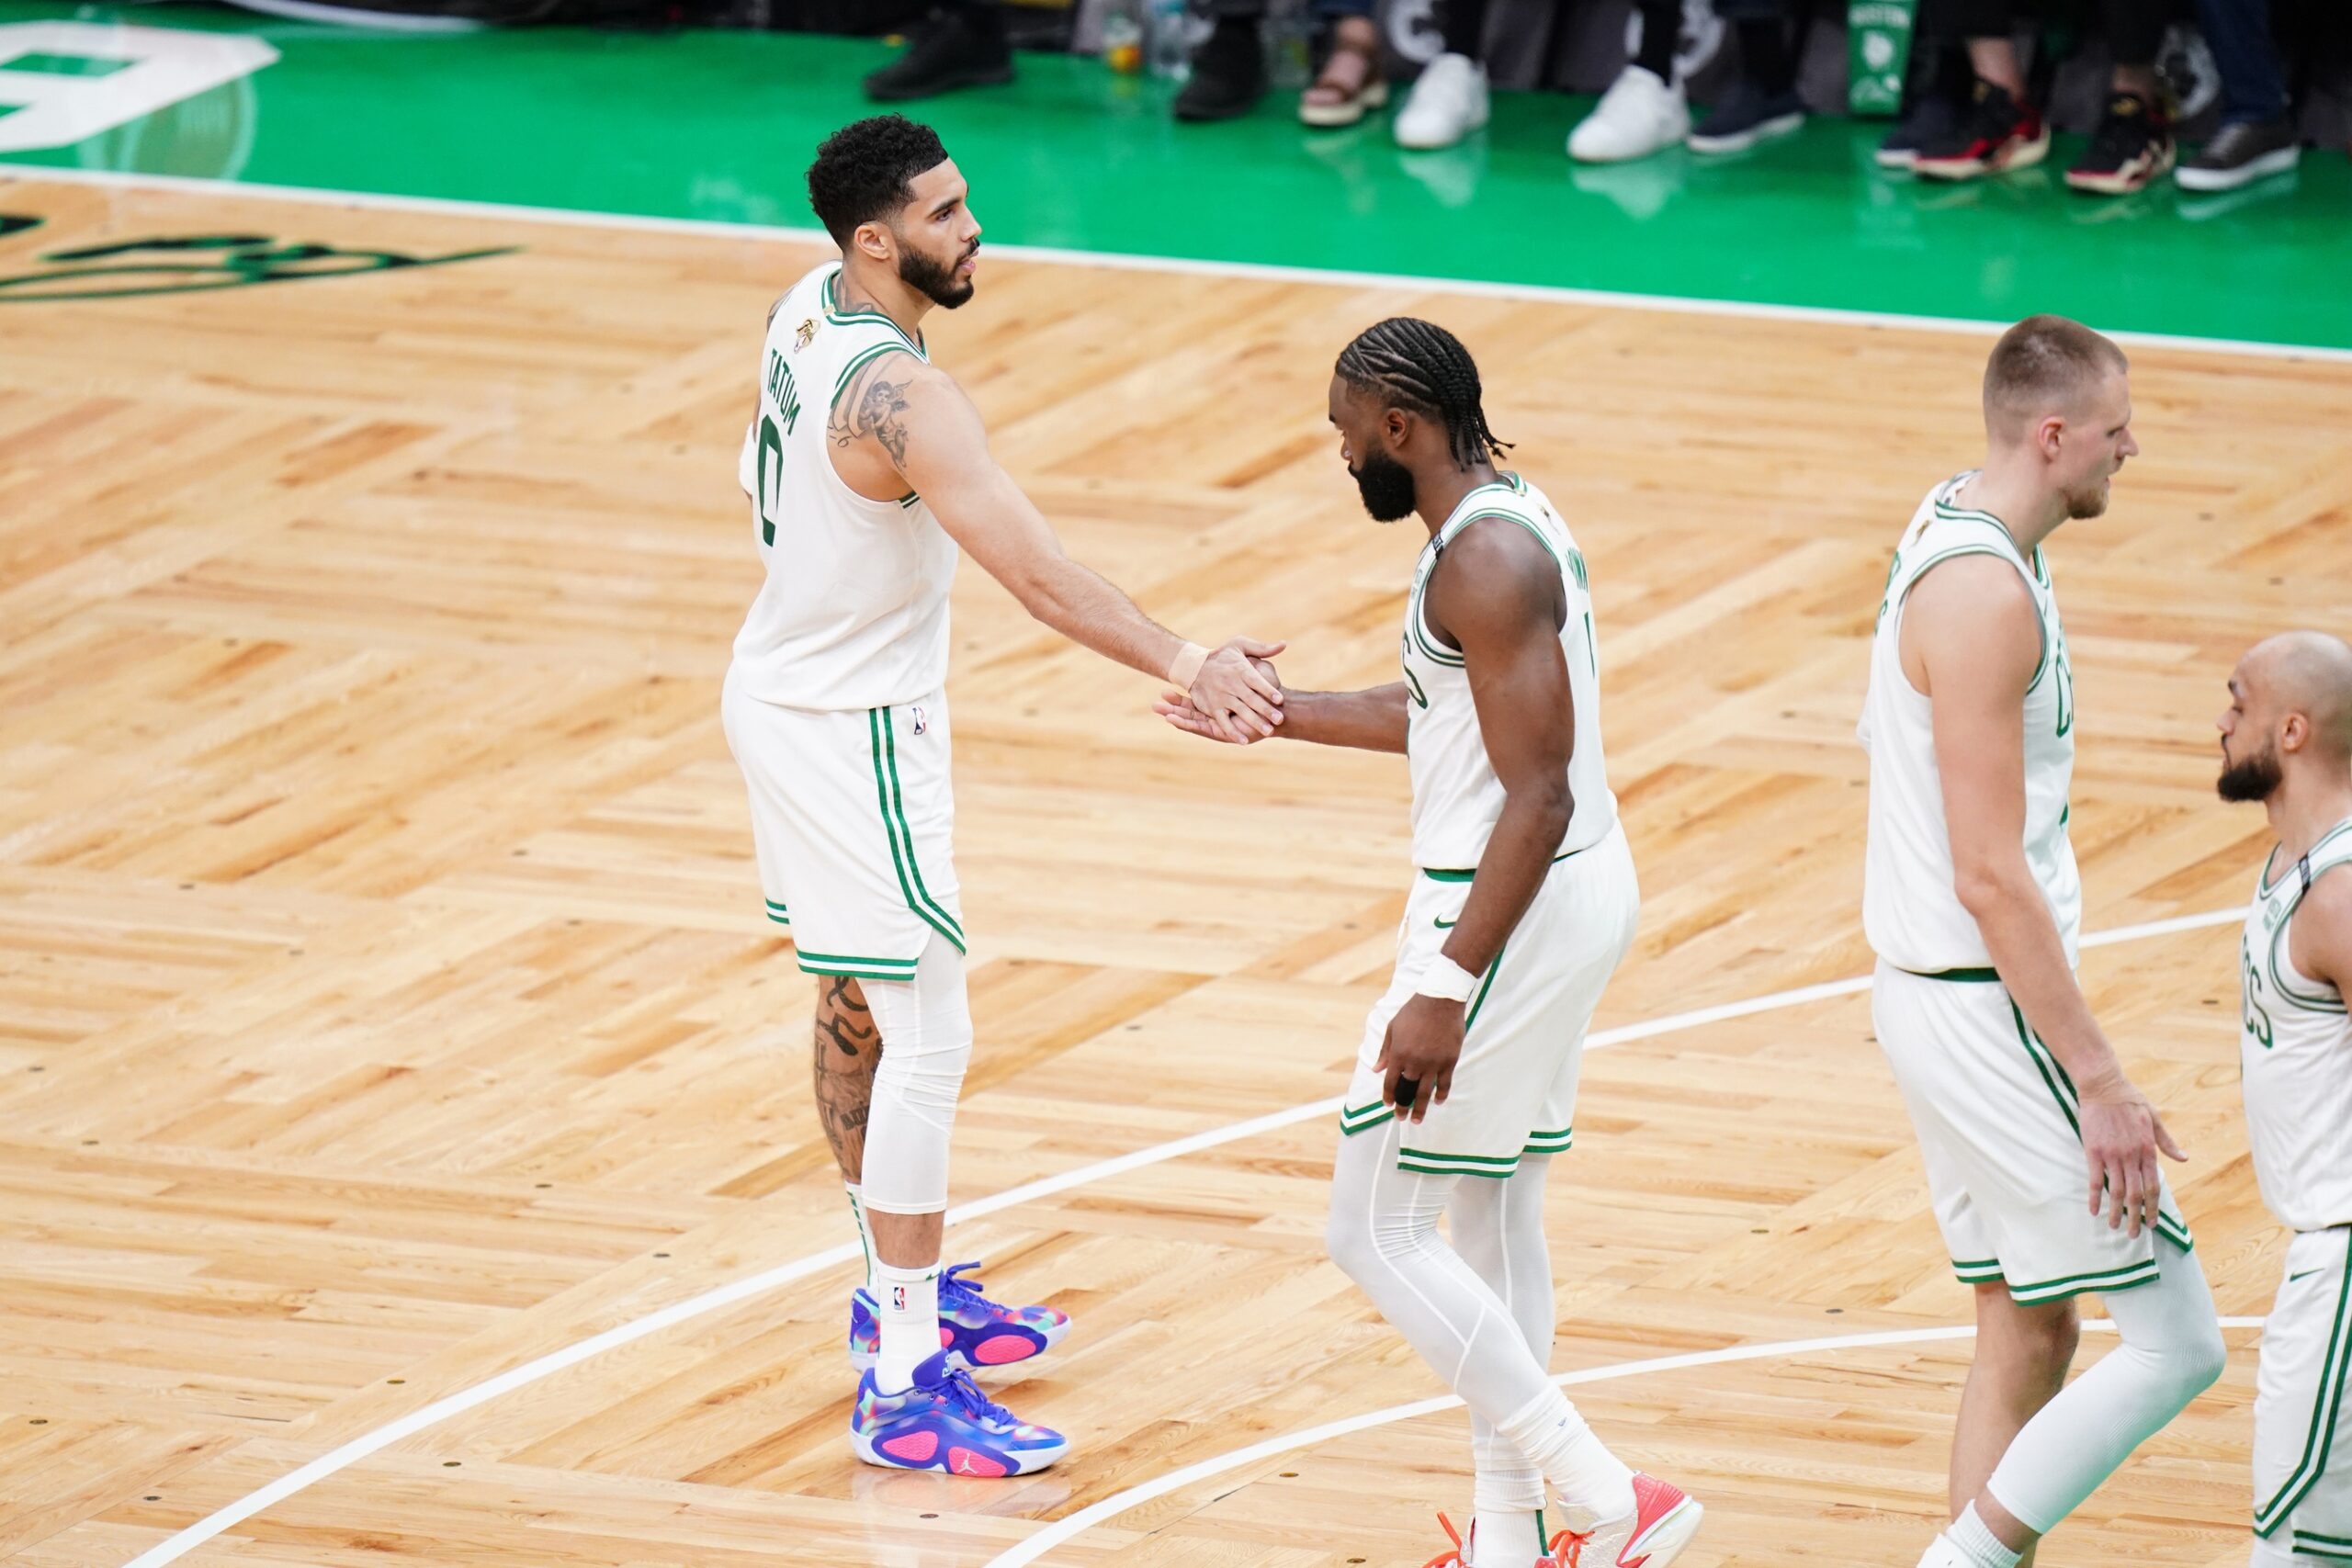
[3,0,2350,349]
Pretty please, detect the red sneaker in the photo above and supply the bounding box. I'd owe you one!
[1913,79,2050,181]
[1548,1473,1703,1568]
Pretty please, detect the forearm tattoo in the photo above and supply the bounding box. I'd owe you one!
[813,975,881,1183]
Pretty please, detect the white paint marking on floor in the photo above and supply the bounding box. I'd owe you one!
[981,1314,2271,1568]
[6,162,2350,366]
[113,901,2247,1567]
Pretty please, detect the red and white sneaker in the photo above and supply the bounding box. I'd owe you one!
[1912,80,2050,181]
[1549,1474,1703,1568]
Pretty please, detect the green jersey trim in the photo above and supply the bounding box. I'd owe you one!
[795,948,922,980]
[867,706,967,955]
[1419,845,1587,882]
[1902,965,2001,983]
[821,270,926,355]
[764,898,792,928]
[2256,1248,2352,1536]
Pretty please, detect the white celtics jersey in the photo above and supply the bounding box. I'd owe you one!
[1402,474,1617,871]
[2241,817,2352,1233]
[1861,473,2082,973]
[729,263,957,713]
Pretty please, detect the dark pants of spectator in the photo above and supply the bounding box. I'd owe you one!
[1194,0,1369,23]
[2194,0,2290,122]
[1931,0,2165,69]
[1429,0,1679,71]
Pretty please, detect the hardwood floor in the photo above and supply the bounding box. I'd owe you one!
[3,170,2349,1567]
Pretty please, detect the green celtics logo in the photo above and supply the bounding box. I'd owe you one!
[0,215,514,302]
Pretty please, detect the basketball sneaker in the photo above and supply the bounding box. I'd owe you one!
[1912,80,2049,181]
[848,1260,1071,1374]
[1419,1513,1472,1568]
[849,1349,1069,1476]
[1549,1473,1703,1567]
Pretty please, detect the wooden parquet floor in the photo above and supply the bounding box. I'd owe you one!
[4,171,2351,1568]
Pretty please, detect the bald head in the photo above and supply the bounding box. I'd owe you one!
[2220,631,2352,804]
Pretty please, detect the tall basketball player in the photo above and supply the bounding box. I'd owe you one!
[1860,315,2226,1568]
[724,115,1285,1476]
[2217,632,2352,1567]
[1159,319,1701,1568]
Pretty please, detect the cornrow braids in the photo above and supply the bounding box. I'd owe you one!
[1334,317,1513,469]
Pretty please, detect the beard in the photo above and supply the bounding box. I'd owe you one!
[1351,449,1419,522]
[2064,474,2112,520]
[2217,744,2282,803]
[899,240,977,309]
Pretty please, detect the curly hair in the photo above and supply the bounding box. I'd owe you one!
[1334,317,1511,469]
[806,116,952,248]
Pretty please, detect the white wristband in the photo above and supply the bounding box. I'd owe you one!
[1168,641,1210,690]
[1416,955,1479,1003]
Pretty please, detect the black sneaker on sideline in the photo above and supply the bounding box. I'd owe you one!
[1173,18,1266,121]
[864,6,1014,103]
[1686,82,1805,154]
[1877,85,1965,169]
[2177,118,2301,191]
[1913,79,2048,180]
[2065,93,2175,194]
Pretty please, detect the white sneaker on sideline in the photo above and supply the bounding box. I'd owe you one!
[1395,52,1488,150]
[1568,64,1689,163]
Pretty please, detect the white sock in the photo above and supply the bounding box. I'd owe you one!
[1468,1508,1544,1568]
[873,1258,940,1394]
[1497,1390,1635,1532]
[1945,1502,2020,1568]
[844,1182,876,1293]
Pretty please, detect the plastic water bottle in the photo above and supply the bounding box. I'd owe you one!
[1102,0,1144,73]
[1146,0,1191,79]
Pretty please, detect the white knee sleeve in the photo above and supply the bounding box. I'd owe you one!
[857,932,972,1216]
[1987,1247,2228,1533]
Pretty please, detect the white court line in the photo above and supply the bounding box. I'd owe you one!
[6,162,2352,367]
[981,1314,2272,1568]
[114,901,2247,1568]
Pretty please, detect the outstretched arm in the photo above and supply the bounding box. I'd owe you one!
[844,354,1283,739]
[1156,683,1410,752]
[1378,521,1574,1122]
[1910,557,2183,1235]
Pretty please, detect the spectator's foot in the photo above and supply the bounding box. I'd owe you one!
[1394,52,1488,150]
[1912,79,2047,180]
[2064,93,2174,194]
[1685,81,1804,155]
[1299,20,1387,128]
[1174,18,1267,122]
[863,7,1014,102]
[1875,85,1965,170]
[2176,118,2300,192]
[1568,65,1689,163]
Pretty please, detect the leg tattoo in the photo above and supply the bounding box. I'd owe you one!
[814,975,881,1183]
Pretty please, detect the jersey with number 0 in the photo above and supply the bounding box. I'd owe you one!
[1401,473,1616,871]
[1861,472,2081,973]
[730,262,957,713]
[2241,816,2352,1233]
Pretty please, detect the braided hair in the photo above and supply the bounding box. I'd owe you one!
[1333,317,1512,470]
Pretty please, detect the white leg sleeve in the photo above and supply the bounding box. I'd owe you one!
[1451,1158,1556,1515]
[856,932,972,1216]
[1985,1247,2230,1534]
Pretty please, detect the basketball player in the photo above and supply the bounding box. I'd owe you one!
[2217,632,2352,1567]
[723,115,1285,1476]
[1159,319,1701,1568]
[1861,314,2227,1568]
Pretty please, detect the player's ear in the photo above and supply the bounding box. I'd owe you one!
[1384,406,1411,451]
[851,219,894,265]
[2282,711,2310,755]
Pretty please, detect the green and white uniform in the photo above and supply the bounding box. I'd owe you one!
[2243,819,2352,1559]
[1860,473,2190,1303]
[1339,474,1640,1176]
[719,262,966,982]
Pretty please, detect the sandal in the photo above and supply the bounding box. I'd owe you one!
[1298,20,1387,127]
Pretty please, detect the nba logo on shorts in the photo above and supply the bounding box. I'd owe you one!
[910,706,928,736]
[891,1284,907,1312]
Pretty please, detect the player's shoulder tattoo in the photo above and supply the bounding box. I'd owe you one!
[829,347,926,467]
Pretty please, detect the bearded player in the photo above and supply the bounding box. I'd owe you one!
[1860,314,2226,1568]
[725,115,1285,1475]
[2217,632,2352,1567]
[1160,318,1701,1568]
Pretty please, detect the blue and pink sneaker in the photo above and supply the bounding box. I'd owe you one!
[847,1261,1071,1374]
[849,1349,1069,1476]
